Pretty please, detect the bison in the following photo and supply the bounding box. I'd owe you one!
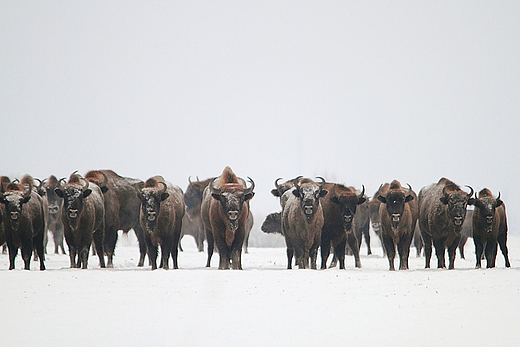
[55,173,105,269]
[281,177,327,269]
[201,167,255,270]
[0,175,46,270]
[187,175,253,255]
[139,176,185,270]
[84,170,148,267]
[320,183,364,269]
[377,180,418,270]
[367,183,389,255]
[183,177,213,252]
[457,209,473,259]
[41,175,66,255]
[418,178,475,269]
[471,189,510,268]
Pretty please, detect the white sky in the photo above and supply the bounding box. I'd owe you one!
[2,1,519,230]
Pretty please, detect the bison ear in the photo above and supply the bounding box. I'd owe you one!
[377,195,386,204]
[22,196,31,204]
[496,199,503,207]
[161,193,169,201]
[211,193,222,201]
[83,189,92,198]
[271,189,281,197]
[358,196,367,205]
[331,196,340,205]
[405,195,414,203]
[319,189,328,198]
[101,186,109,194]
[245,192,255,201]
[439,195,449,205]
[54,188,64,198]
[467,197,476,205]
[292,189,300,198]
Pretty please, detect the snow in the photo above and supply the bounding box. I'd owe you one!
[1,232,519,347]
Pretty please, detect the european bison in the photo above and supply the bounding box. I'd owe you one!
[188,175,253,255]
[377,180,418,270]
[139,176,185,270]
[0,175,46,270]
[458,209,473,259]
[281,177,327,269]
[367,183,389,255]
[201,167,255,269]
[418,178,474,269]
[321,183,364,269]
[472,189,510,268]
[55,173,105,269]
[84,170,148,267]
[184,177,213,252]
[42,175,66,254]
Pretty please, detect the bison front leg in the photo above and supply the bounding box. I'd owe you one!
[433,238,446,269]
[218,249,231,270]
[484,239,498,268]
[473,236,484,269]
[422,232,432,268]
[92,228,106,268]
[144,235,158,270]
[332,240,347,270]
[231,247,242,270]
[33,231,46,271]
[133,225,147,267]
[320,232,331,270]
[382,235,396,271]
[171,224,182,269]
[204,227,214,268]
[447,239,459,270]
[398,234,413,270]
[7,242,18,270]
[68,246,78,268]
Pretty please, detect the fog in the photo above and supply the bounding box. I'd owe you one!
[2,2,519,233]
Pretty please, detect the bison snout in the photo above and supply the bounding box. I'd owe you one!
[343,215,353,223]
[10,211,19,220]
[391,214,401,222]
[68,209,78,218]
[147,212,157,221]
[486,216,494,224]
[228,210,239,221]
[454,216,463,226]
[49,206,60,214]
[304,206,314,215]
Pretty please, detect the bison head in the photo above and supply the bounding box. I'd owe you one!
[271,176,302,198]
[474,189,503,233]
[378,183,414,230]
[0,183,32,231]
[440,185,475,229]
[331,184,366,232]
[44,176,62,222]
[210,177,255,233]
[55,177,91,229]
[139,181,169,233]
[293,177,328,219]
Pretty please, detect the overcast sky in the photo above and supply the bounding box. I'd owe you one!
[2,1,519,231]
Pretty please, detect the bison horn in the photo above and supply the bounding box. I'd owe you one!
[315,177,326,190]
[497,191,501,200]
[209,178,221,196]
[80,177,89,191]
[244,177,255,195]
[293,178,301,192]
[406,183,412,192]
[188,176,193,185]
[274,178,283,190]
[158,181,168,195]
[12,178,19,184]
[465,185,474,199]
[35,178,47,189]
[358,185,365,198]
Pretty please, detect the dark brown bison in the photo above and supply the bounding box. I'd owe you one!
[187,175,253,255]
[261,212,282,235]
[321,183,364,269]
[367,183,389,255]
[201,167,255,270]
[41,175,66,255]
[0,176,11,254]
[377,180,418,270]
[0,175,46,270]
[84,170,148,267]
[139,177,185,270]
[183,177,213,252]
[471,189,510,268]
[55,173,105,269]
[352,188,371,255]
[280,177,327,269]
[418,178,475,269]
[457,209,473,259]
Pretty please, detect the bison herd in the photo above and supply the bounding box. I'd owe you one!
[0,168,511,271]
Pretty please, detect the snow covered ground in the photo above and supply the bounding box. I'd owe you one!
[1,232,519,347]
